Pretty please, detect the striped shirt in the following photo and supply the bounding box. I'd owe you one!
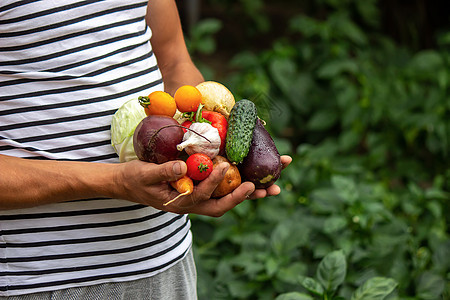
[0,0,192,296]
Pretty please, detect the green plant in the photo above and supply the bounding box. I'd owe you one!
[185,18,223,79]
[188,0,450,299]
[185,18,222,55]
[276,250,397,300]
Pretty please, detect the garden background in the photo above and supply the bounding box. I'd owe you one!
[177,0,449,299]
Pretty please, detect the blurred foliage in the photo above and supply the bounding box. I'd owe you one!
[182,0,450,299]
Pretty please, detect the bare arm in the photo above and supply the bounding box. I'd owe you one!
[0,155,119,209]
[146,0,204,95]
[0,153,257,217]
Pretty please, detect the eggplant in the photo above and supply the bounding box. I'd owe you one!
[239,119,282,188]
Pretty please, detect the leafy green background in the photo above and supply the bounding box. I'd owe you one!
[179,0,449,299]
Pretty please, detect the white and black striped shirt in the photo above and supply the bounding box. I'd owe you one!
[0,0,192,296]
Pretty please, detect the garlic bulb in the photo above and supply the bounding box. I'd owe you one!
[177,123,221,159]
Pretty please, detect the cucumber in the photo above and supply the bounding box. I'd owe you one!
[225,99,258,164]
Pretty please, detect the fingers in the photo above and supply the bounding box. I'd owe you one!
[195,162,230,198]
[146,160,187,184]
[247,184,281,200]
[173,162,230,208]
[246,188,267,200]
[161,156,290,216]
[188,182,255,217]
[266,184,281,196]
[280,155,292,169]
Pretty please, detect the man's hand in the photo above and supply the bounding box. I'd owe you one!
[115,160,253,217]
[115,155,292,217]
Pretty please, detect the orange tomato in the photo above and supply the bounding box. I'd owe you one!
[139,91,177,117]
[174,85,202,113]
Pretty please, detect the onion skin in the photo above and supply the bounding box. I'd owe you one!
[196,81,235,119]
[133,115,184,164]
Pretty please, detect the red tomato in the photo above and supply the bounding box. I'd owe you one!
[201,111,227,154]
[181,120,193,133]
[186,153,213,181]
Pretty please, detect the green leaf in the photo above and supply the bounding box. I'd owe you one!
[355,0,380,27]
[230,51,260,68]
[335,17,368,45]
[416,271,446,300]
[191,18,222,36]
[275,292,314,300]
[425,188,449,201]
[271,219,310,255]
[351,277,397,300]
[339,130,361,151]
[437,31,450,45]
[317,59,359,79]
[316,250,347,292]
[278,262,308,285]
[229,252,264,277]
[331,175,359,204]
[273,137,292,155]
[196,37,216,55]
[310,188,342,214]
[323,216,348,234]
[289,15,321,37]
[188,18,222,55]
[426,200,442,219]
[265,256,279,277]
[299,276,324,296]
[232,199,252,217]
[307,110,338,131]
[269,57,297,95]
[410,50,443,72]
[227,280,254,298]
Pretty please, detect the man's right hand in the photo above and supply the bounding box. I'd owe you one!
[115,159,256,217]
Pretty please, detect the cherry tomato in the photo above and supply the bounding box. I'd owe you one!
[186,153,213,181]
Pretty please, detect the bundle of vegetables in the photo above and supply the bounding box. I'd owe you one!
[110,81,282,204]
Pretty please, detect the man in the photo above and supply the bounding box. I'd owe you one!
[0,0,290,298]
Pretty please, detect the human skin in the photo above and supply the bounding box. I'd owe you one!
[0,0,292,216]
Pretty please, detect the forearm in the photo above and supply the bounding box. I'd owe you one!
[146,0,204,96]
[160,60,204,95]
[0,154,119,210]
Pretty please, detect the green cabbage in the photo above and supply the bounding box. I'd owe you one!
[111,98,147,162]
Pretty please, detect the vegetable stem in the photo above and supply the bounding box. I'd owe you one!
[194,104,211,124]
[138,96,151,108]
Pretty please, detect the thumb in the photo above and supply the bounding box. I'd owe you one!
[151,160,187,183]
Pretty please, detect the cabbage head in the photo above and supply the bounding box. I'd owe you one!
[111,98,146,162]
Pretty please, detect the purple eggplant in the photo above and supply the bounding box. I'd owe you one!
[239,119,282,188]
